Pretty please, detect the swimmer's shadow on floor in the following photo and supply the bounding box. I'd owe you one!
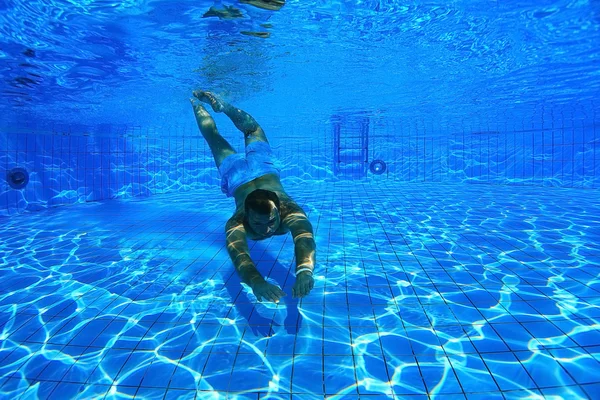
[223,258,302,337]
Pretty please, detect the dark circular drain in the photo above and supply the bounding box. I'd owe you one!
[369,159,387,175]
[7,167,29,189]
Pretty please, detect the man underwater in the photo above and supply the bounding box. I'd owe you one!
[190,91,316,303]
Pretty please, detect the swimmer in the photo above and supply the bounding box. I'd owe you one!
[190,91,316,303]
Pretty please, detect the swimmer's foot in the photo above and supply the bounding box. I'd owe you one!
[190,98,212,119]
[192,90,225,113]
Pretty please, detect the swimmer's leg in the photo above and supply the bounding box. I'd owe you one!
[193,90,268,147]
[190,98,236,168]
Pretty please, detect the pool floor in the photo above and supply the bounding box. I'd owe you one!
[1,181,599,399]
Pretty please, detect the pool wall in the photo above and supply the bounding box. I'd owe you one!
[1,107,598,216]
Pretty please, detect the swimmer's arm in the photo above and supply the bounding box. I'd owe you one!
[283,205,316,275]
[225,217,265,288]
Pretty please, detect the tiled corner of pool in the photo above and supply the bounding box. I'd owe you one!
[0,181,599,399]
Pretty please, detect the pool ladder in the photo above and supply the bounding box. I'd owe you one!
[333,115,369,179]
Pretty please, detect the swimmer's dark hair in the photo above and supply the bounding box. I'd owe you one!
[245,189,280,216]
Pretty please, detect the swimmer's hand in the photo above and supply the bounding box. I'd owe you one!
[292,271,314,299]
[252,281,286,303]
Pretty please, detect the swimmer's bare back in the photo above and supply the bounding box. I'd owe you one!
[233,173,285,210]
[229,173,308,241]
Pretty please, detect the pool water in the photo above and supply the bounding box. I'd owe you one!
[1,0,600,398]
[1,181,599,399]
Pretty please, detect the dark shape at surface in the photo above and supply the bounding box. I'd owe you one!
[19,63,39,69]
[240,31,270,38]
[239,0,285,11]
[7,167,30,189]
[202,5,244,19]
[369,159,387,175]
[2,89,31,106]
[22,48,36,58]
[12,76,40,88]
[260,23,273,28]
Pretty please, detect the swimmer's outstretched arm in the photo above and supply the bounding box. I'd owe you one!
[225,216,286,303]
[282,203,316,298]
[225,217,263,284]
[193,90,268,143]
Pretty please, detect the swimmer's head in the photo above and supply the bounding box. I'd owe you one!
[245,189,281,236]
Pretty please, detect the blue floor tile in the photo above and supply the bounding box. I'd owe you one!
[1,183,599,399]
[514,350,575,388]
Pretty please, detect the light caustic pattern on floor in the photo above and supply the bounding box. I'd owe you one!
[0,181,599,399]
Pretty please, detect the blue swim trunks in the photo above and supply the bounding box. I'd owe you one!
[218,141,281,197]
